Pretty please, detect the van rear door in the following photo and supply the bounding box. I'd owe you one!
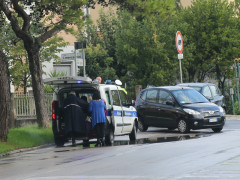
[110,89,124,134]
[118,90,135,133]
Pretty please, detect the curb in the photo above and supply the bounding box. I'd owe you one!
[0,143,54,158]
[226,115,240,120]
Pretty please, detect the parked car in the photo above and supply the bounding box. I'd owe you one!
[44,76,138,146]
[135,86,226,133]
[177,83,226,110]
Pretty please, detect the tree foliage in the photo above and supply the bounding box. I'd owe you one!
[0,0,91,128]
[116,10,172,85]
[44,70,66,93]
[176,0,240,91]
[84,1,178,87]
[85,44,117,81]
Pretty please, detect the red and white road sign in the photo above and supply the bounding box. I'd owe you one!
[176,31,183,54]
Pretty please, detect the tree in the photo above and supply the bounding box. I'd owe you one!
[176,0,240,91]
[44,70,66,93]
[0,49,11,141]
[85,43,117,81]
[114,9,178,87]
[84,1,177,87]
[83,9,123,78]
[0,0,90,128]
[8,35,67,94]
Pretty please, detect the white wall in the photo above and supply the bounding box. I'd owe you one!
[42,45,75,79]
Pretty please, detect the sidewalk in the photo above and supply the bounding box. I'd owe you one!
[226,114,240,120]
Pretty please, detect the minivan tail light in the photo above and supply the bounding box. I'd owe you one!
[52,101,56,120]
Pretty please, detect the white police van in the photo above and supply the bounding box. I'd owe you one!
[44,76,138,146]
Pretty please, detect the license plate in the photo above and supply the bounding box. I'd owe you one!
[209,118,218,123]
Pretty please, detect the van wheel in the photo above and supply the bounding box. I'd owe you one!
[54,136,65,147]
[83,139,90,147]
[105,128,114,146]
[212,127,223,133]
[178,120,190,133]
[129,122,137,141]
[138,119,148,132]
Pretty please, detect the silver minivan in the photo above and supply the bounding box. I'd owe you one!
[44,76,138,146]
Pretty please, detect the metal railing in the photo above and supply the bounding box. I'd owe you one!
[13,93,53,119]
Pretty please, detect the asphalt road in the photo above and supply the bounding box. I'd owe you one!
[0,119,240,180]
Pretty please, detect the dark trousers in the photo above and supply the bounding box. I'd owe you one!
[95,123,105,139]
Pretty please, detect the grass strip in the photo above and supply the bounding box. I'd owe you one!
[0,124,54,154]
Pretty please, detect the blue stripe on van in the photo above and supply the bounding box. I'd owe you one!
[106,110,137,117]
[124,111,137,117]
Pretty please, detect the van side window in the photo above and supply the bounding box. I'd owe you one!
[146,90,158,103]
[111,90,121,106]
[159,90,173,104]
[119,90,127,106]
[105,90,111,107]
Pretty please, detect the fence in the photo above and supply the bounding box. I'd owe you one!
[13,93,53,119]
[13,85,142,120]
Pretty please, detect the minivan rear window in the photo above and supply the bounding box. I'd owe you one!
[140,91,147,100]
[146,89,158,103]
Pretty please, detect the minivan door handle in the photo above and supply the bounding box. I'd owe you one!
[158,108,161,111]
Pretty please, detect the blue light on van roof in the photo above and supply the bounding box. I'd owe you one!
[77,80,82,84]
[105,80,112,84]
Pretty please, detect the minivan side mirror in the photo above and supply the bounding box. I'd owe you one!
[166,100,175,106]
[206,97,213,102]
[124,100,135,107]
[131,100,135,106]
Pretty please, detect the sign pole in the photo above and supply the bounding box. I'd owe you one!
[179,58,183,83]
[82,46,85,77]
[75,48,78,76]
[176,31,184,83]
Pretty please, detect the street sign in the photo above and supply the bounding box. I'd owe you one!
[74,41,86,49]
[61,53,83,66]
[61,53,83,61]
[176,31,183,83]
[178,53,183,59]
[176,31,183,54]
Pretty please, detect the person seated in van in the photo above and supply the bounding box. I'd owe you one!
[63,91,89,146]
[96,76,102,84]
[89,91,106,147]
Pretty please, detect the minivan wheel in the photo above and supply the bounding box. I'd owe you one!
[105,127,114,146]
[138,119,148,132]
[212,127,223,133]
[178,120,190,133]
[129,122,137,141]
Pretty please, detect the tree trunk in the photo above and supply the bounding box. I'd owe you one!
[24,42,50,128]
[9,93,15,129]
[0,50,11,142]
